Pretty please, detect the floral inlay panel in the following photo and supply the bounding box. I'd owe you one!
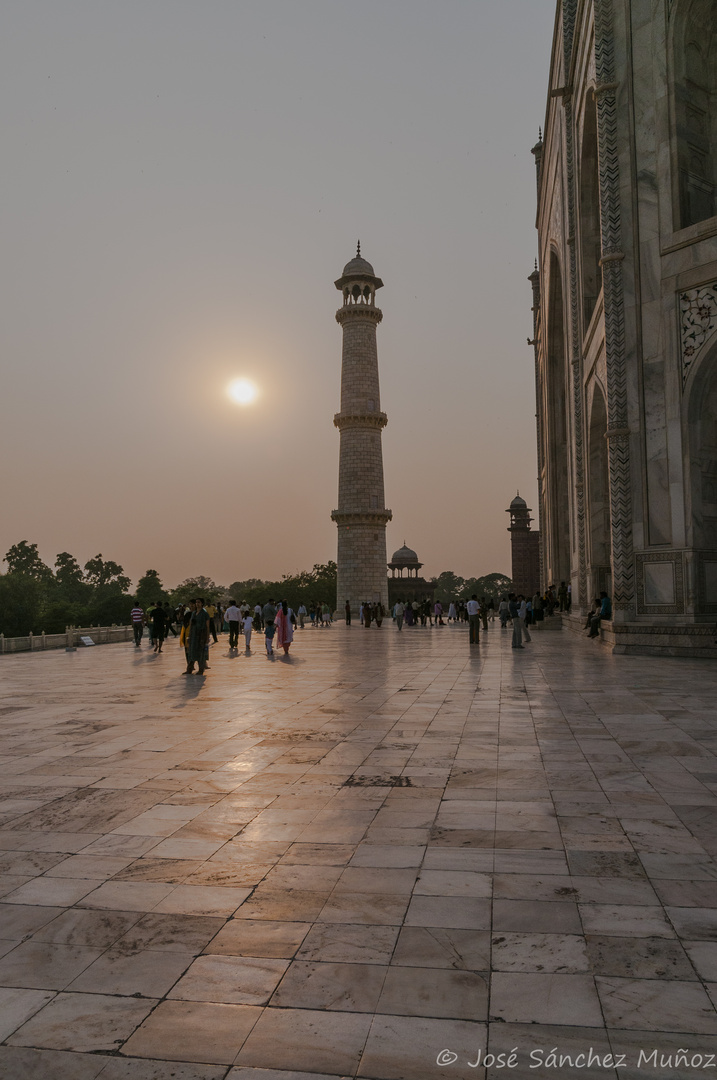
[680,282,717,387]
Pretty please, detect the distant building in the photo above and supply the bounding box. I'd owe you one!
[387,544,435,607]
[507,494,540,598]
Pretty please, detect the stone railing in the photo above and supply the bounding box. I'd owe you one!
[0,625,134,654]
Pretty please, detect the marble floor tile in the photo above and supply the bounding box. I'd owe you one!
[234,1006,372,1076]
[413,870,492,897]
[169,954,289,1004]
[320,891,410,925]
[0,939,102,989]
[391,926,490,970]
[404,896,491,930]
[596,975,717,1033]
[152,884,251,917]
[7,991,156,1051]
[685,941,717,982]
[377,965,488,1020]
[490,932,589,973]
[43,854,133,879]
[489,972,603,1026]
[357,1014,487,1080]
[1,876,103,906]
[270,959,386,1011]
[121,1000,261,1064]
[112,913,224,955]
[492,899,582,933]
[79,880,176,911]
[0,987,56,1042]
[296,922,399,964]
[204,919,311,958]
[67,946,195,996]
[0,1046,109,1080]
[585,935,696,980]
[579,904,675,938]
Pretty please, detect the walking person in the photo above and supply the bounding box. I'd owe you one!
[243,610,254,651]
[150,602,166,653]
[498,596,510,628]
[364,602,373,628]
[130,602,145,647]
[509,594,524,649]
[163,603,178,637]
[345,600,351,626]
[225,599,241,649]
[447,601,457,624]
[480,597,488,632]
[519,595,532,641]
[375,601,384,627]
[262,598,277,656]
[466,594,481,644]
[394,599,405,632]
[206,601,219,643]
[185,598,210,674]
[298,603,307,629]
[275,600,295,655]
[434,600,444,626]
[180,600,195,666]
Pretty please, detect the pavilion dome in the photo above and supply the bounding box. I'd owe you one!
[510,493,528,509]
[342,255,376,278]
[391,544,419,564]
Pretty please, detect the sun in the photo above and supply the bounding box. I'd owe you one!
[227,378,258,406]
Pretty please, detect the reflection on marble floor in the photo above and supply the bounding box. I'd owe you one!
[0,623,715,1079]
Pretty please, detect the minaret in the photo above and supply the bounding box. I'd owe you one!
[331,244,392,612]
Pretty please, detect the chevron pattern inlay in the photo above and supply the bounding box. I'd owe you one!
[594,0,634,612]
[562,0,588,607]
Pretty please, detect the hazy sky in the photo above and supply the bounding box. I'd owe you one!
[1,0,555,589]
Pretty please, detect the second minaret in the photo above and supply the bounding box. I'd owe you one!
[331,246,392,613]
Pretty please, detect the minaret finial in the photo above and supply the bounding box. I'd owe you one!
[534,258,538,270]
[538,126,542,141]
[357,240,361,258]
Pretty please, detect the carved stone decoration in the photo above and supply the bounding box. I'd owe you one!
[594,0,634,615]
[562,0,588,608]
[635,552,685,614]
[680,283,717,386]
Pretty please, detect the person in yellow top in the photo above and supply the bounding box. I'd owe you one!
[205,602,218,644]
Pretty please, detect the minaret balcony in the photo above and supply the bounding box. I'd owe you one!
[333,411,388,430]
[331,509,393,526]
[335,306,383,326]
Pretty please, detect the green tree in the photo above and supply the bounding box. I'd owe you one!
[431,571,467,604]
[0,573,44,635]
[170,576,222,606]
[468,573,513,600]
[135,569,168,609]
[4,541,52,582]
[83,554,131,592]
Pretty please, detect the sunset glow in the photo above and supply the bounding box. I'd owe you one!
[227,378,258,406]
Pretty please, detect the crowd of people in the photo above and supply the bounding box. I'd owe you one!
[129,597,299,674]
[128,578,611,675]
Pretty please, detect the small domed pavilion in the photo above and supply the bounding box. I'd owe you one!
[387,543,435,606]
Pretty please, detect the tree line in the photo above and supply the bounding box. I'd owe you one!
[0,540,511,636]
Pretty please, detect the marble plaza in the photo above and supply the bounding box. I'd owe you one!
[0,623,716,1080]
